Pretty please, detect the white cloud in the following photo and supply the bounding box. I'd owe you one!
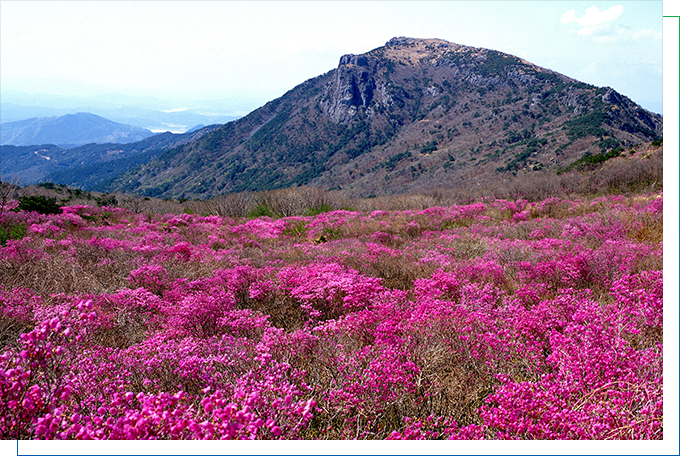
[561,5,623,35]
[579,5,623,27]
[560,9,577,25]
[577,26,596,36]
[560,5,660,42]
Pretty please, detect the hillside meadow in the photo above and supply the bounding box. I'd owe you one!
[0,187,663,440]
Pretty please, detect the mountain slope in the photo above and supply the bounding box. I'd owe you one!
[42,125,222,189]
[99,37,663,199]
[0,112,155,147]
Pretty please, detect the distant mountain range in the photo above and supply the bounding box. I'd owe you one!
[2,38,663,198]
[1,112,155,148]
[1,91,244,133]
[1,124,220,184]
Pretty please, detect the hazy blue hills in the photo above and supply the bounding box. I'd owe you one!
[186,124,206,133]
[1,112,155,148]
[0,91,245,133]
[1,124,220,185]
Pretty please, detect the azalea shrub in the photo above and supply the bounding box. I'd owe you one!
[0,193,663,439]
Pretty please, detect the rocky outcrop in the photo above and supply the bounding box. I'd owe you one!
[320,54,378,123]
[600,87,663,138]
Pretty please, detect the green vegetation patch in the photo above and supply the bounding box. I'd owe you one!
[597,138,621,154]
[303,204,333,216]
[497,137,548,172]
[283,220,309,237]
[17,196,62,215]
[564,110,610,140]
[559,149,623,174]
[0,224,27,247]
[382,151,412,171]
[248,204,274,218]
[477,51,523,77]
[419,141,438,155]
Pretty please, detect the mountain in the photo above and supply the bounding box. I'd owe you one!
[186,124,206,133]
[0,112,155,148]
[1,125,220,184]
[0,102,240,134]
[70,38,668,198]
[0,91,246,132]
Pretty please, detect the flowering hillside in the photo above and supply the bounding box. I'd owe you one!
[0,193,663,439]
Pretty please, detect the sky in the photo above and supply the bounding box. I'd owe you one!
[0,1,666,115]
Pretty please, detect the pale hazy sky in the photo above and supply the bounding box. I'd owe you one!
[0,1,666,113]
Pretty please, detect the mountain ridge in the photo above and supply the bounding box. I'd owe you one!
[33,38,665,198]
[0,91,245,132]
[1,112,155,147]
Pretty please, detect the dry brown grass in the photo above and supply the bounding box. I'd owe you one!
[1,252,107,296]
[0,315,33,349]
[343,252,437,291]
[628,212,663,246]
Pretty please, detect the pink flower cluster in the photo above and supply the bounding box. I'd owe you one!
[0,193,663,439]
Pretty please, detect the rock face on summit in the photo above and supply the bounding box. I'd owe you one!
[103,37,662,199]
[320,54,377,123]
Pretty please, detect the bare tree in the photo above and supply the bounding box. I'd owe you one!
[208,192,253,218]
[118,194,147,214]
[0,178,21,216]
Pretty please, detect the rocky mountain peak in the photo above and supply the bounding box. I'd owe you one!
[319,37,552,124]
[98,37,662,199]
[383,36,465,64]
[339,54,370,67]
